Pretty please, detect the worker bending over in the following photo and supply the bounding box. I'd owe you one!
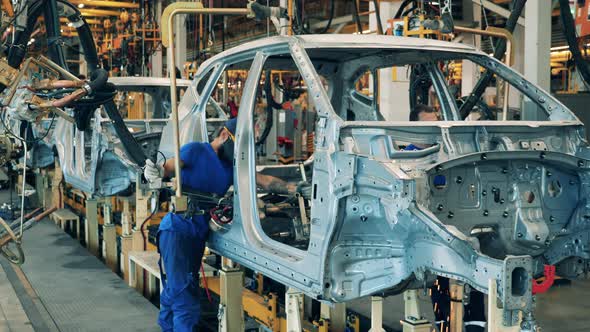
[144,118,311,332]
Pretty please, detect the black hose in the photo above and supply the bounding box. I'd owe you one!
[559,0,590,87]
[4,0,149,167]
[68,25,97,70]
[352,0,363,33]
[87,68,108,92]
[56,0,148,166]
[401,5,418,19]
[7,2,44,68]
[458,0,527,119]
[315,0,335,34]
[394,0,415,19]
[372,0,384,35]
[256,70,275,146]
[292,0,309,34]
[409,65,431,111]
[44,0,68,71]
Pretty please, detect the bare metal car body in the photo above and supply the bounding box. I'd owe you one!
[156,35,590,324]
[29,78,192,196]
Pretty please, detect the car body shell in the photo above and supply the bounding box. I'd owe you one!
[156,35,590,323]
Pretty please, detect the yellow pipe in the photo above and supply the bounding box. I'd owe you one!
[79,8,121,17]
[57,17,101,25]
[454,25,513,120]
[161,2,250,198]
[454,26,514,66]
[68,0,139,9]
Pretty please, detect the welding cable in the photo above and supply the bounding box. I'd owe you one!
[9,0,148,167]
[0,1,33,73]
[139,192,157,296]
[401,5,418,18]
[394,0,415,19]
[458,0,526,118]
[292,0,310,34]
[372,0,384,35]
[86,68,108,94]
[352,0,363,33]
[256,70,278,146]
[314,0,335,34]
[5,2,44,69]
[559,0,590,88]
[140,191,159,251]
[200,263,213,303]
[44,0,68,70]
[58,0,148,167]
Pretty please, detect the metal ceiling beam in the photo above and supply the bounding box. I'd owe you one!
[472,0,525,26]
[68,0,139,9]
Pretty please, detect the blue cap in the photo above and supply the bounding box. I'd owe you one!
[224,118,237,136]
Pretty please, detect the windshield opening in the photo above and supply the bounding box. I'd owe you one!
[304,48,574,123]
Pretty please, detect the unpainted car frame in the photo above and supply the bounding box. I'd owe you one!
[22,77,227,196]
[158,35,590,326]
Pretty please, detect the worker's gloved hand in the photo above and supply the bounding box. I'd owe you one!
[296,181,312,200]
[144,159,164,183]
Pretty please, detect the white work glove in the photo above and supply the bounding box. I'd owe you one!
[144,159,164,184]
[296,181,312,200]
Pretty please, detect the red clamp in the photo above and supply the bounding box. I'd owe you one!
[277,136,293,146]
[532,265,556,295]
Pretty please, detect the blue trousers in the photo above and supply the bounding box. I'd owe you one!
[158,219,206,332]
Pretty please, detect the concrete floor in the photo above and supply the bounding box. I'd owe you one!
[347,275,590,332]
[0,264,34,331]
[0,190,158,332]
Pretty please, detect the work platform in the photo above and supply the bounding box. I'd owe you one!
[0,218,159,332]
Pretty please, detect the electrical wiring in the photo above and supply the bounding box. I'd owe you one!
[0,107,56,145]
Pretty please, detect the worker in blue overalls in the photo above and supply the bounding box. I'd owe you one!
[144,118,311,331]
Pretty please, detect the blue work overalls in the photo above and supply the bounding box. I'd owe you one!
[157,142,233,332]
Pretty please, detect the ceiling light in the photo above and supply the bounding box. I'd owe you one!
[78,3,84,8]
